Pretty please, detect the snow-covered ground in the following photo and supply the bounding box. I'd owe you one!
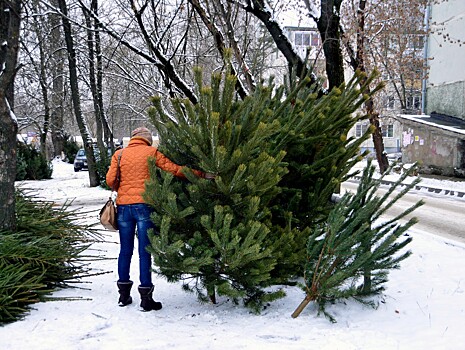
[2,159,465,350]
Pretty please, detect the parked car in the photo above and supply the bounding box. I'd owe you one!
[73,149,88,172]
[73,146,114,172]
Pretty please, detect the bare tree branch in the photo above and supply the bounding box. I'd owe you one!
[241,0,311,80]
[188,0,249,99]
[76,0,199,104]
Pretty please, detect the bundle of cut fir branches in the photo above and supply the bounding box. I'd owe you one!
[0,189,104,324]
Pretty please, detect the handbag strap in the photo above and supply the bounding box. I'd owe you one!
[112,150,123,192]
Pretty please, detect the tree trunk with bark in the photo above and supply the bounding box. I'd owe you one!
[0,0,22,231]
[50,0,65,158]
[91,0,114,150]
[57,0,99,187]
[317,0,345,90]
[83,3,105,155]
[353,0,389,173]
[30,0,51,159]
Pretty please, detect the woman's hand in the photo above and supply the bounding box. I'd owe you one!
[204,172,216,180]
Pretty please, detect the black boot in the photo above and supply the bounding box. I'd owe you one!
[117,281,133,307]
[138,286,162,311]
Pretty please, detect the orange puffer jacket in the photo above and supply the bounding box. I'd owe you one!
[106,137,203,205]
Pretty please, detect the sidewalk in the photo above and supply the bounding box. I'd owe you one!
[351,161,465,198]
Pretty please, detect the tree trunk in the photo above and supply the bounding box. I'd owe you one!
[341,0,389,173]
[31,0,51,159]
[91,0,114,150]
[317,0,345,90]
[355,0,389,173]
[57,0,99,187]
[366,100,389,173]
[83,3,105,156]
[291,294,312,318]
[49,0,65,158]
[0,0,22,231]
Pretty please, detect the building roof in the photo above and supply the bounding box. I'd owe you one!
[398,113,465,135]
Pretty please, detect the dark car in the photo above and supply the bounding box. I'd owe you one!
[74,146,114,172]
[73,149,88,172]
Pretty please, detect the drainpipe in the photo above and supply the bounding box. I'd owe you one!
[421,3,432,115]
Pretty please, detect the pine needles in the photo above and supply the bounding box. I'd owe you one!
[0,189,104,325]
[291,161,423,321]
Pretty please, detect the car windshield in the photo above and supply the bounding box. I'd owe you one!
[77,149,85,157]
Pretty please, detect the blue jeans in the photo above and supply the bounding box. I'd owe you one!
[117,204,157,287]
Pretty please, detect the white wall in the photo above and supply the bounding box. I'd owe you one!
[427,1,465,85]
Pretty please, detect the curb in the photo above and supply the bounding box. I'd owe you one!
[351,176,465,198]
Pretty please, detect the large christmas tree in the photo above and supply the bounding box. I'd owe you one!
[144,66,382,311]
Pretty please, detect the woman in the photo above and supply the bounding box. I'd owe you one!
[106,127,207,311]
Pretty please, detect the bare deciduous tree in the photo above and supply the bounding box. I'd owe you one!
[292,0,427,172]
[0,0,22,230]
[340,0,428,172]
[49,0,66,157]
[342,0,390,172]
[14,0,428,177]
[57,0,99,186]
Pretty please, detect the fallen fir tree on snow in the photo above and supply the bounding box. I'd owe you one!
[291,162,423,321]
[0,189,104,324]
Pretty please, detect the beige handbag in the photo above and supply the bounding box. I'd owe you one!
[99,198,118,231]
[99,151,122,231]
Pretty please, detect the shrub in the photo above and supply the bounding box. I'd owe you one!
[63,134,80,164]
[16,142,53,181]
[96,150,111,189]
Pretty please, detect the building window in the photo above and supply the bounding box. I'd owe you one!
[386,96,395,110]
[294,32,319,47]
[406,95,421,110]
[311,33,320,46]
[407,35,425,50]
[295,33,311,46]
[382,124,394,138]
[355,123,369,137]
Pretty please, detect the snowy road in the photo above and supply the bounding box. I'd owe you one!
[342,180,465,244]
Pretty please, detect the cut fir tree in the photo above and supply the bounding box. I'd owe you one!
[144,64,384,312]
[145,67,290,311]
[291,161,423,321]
